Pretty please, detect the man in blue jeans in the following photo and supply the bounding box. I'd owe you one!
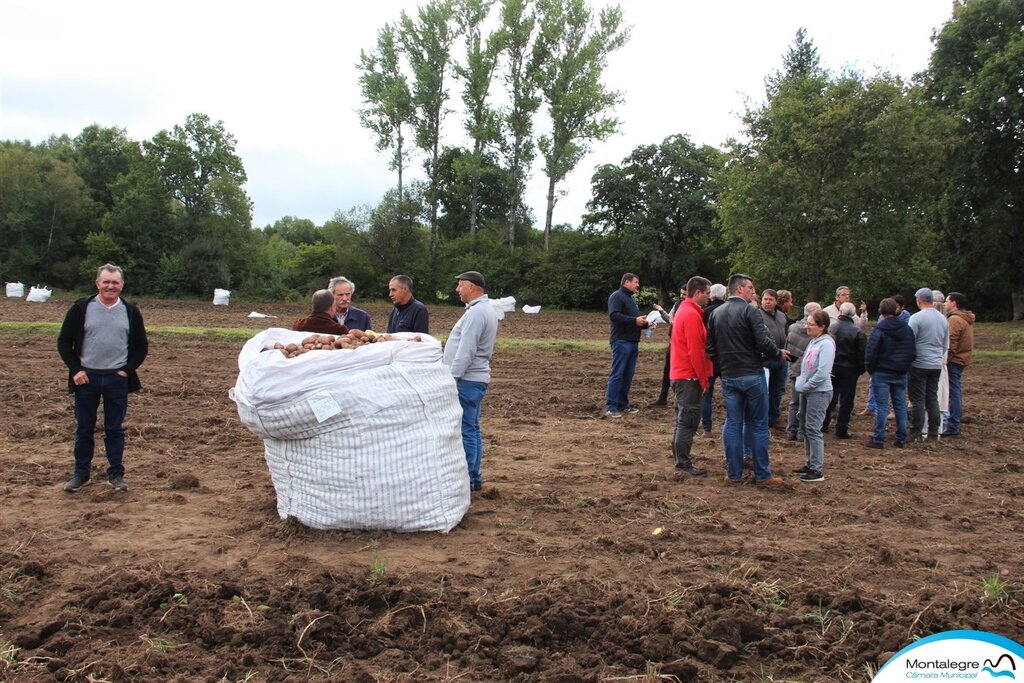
[443,271,499,492]
[864,297,916,448]
[943,292,974,437]
[604,273,650,418]
[706,274,789,486]
[57,263,149,493]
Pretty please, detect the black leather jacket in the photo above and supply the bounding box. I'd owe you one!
[706,297,784,378]
[830,315,866,375]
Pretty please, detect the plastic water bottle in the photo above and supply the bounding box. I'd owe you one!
[645,327,652,338]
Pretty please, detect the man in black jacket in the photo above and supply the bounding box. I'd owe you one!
[864,297,916,448]
[57,264,148,493]
[706,274,789,485]
[604,273,650,418]
[822,302,866,438]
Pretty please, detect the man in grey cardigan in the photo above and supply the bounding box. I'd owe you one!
[443,271,499,492]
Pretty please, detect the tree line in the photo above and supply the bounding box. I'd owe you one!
[0,0,1020,319]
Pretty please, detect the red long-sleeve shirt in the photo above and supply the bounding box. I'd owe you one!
[669,298,712,390]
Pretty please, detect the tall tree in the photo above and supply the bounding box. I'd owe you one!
[399,0,460,261]
[497,0,541,249]
[533,0,628,249]
[718,64,947,302]
[144,113,248,239]
[71,125,141,210]
[923,0,1024,319]
[584,135,722,302]
[358,23,414,204]
[453,0,503,239]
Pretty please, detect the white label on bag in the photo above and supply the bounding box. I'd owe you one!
[307,391,342,423]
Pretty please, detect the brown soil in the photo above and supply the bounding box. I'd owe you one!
[1,296,1022,682]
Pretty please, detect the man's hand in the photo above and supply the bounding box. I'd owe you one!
[780,349,793,362]
[635,316,648,327]
[73,370,89,386]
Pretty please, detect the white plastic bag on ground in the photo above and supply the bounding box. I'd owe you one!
[5,282,25,298]
[25,286,52,303]
[213,288,231,305]
[230,329,469,532]
[247,311,276,318]
[522,305,541,314]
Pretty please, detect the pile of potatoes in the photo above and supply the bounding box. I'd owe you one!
[267,330,423,358]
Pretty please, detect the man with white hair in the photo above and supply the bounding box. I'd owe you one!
[328,276,372,331]
[822,302,866,438]
[908,287,949,441]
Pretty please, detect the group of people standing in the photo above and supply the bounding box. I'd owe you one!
[603,274,976,486]
[60,265,498,496]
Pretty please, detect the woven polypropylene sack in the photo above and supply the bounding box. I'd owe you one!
[231,329,469,532]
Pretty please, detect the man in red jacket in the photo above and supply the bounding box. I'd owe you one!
[670,276,713,477]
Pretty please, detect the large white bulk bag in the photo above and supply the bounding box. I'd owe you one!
[213,288,231,305]
[5,282,25,298]
[26,286,52,302]
[230,329,469,532]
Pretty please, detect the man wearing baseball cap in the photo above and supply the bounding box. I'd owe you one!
[443,271,499,492]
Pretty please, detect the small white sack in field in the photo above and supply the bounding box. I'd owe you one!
[522,305,541,314]
[213,288,231,306]
[5,282,25,298]
[247,311,277,318]
[25,286,52,303]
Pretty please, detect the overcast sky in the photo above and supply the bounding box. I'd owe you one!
[1,0,954,229]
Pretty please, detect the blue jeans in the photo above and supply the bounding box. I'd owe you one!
[73,371,129,480]
[946,363,964,434]
[765,359,788,427]
[701,375,716,431]
[605,340,639,412]
[799,390,831,472]
[721,374,772,482]
[456,379,488,489]
[871,372,908,445]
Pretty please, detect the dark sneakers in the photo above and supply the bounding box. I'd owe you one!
[867,440,884,450]
[63,475,91,493]
[941,431,961,438]
[800,470,825,482]
[676,465,709,478]
[109,475,129,492]
[792,464,811,475]
[624,406,640,415]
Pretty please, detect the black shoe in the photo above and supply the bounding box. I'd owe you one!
[624,405,640,415]
[893,441,906,449]
[792,464,811,475]
[470,482,482,492]
[109,475,129,492]
[650,400,668,407]
[676,465,708,477]
[800,470,824,482]
[866,440,884,450]
[64,475,91,492]
[836,430,851,439]
[786,433,798,441]
[941,431,960,438]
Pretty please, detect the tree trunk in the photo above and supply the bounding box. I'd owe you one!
[469,178,479,238]
[543,175,557,251]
